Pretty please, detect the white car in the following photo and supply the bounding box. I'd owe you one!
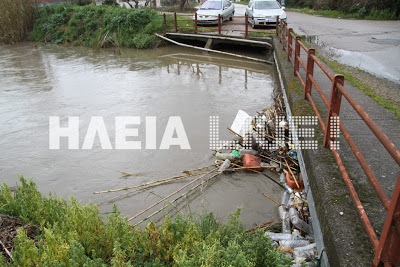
[245,0,287,28]
[194,0,235,25]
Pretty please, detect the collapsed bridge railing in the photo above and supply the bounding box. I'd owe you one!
[276,19,400,266]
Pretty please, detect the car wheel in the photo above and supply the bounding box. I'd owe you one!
[230,12,234,21]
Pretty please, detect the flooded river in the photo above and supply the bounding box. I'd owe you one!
[0,43,281,227]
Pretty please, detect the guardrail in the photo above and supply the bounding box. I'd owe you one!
[276,19,400,266]
[162,12,279,38]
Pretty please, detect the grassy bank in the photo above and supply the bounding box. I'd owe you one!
[30,4,166,49]
[318,56,400,119]
[286,7,399,20]
[0,177,290,266]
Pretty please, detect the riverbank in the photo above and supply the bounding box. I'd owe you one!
[0,177,290,265]
[29,4,165,49]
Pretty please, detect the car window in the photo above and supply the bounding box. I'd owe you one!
[255,1,281,9]
[200,1,222,9]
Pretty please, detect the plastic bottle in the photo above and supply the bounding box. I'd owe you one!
[280,240,310,250]
[218,159,231,171]
[284,183,294,194]
[281,190,290,206]
[294,243,317,252]
[280,172,286,183]
[282,213,291,234]
[215,152,236,161]
[265,232,292,241]
[293,247,316,261]
[289,208,313,235]
[231,150,240,158]
[292,229,302,240]
[286,194,294,210]
[278,206,286,220]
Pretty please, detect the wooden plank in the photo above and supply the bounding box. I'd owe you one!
[204,38,213,49]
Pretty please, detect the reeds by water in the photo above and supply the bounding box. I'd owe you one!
[0,0,37,44]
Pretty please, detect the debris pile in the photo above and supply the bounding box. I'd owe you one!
[211,91,318,265]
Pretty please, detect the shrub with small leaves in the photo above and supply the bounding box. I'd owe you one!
[0,177,291,266]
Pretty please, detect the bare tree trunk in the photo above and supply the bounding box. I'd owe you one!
[122,0,134,8]
[179,0,188,10]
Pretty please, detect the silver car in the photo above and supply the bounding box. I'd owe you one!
[245,0,287,28]
[194,0,235,25]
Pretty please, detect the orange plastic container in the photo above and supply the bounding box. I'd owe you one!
[285,172,304,190]
[243,154,262,172]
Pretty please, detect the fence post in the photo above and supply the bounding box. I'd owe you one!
[304,48,315,99]
[218,14,221,35]
[288,28,293,62]
[174,12,178,32]
[245,14,248,39]
[275,16,279,36]
[373,171,400,266]
[195,13,198,34]
[163,13,167,27]
[281,19,286,52]
[323,74,344,148]
[294,36,301,76]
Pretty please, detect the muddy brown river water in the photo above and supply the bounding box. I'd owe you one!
[0,43,281,227]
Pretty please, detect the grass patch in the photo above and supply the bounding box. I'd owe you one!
[286,7,399,20]
[248,31,275,38]
[0,177,290,266]
[318,56,400,119]
[235,1,250,5]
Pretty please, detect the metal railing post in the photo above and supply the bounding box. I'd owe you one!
[195,13,198,34]
[218,14,221,35]
[245,14,248,39]
[276,17,279,36]
[288,28,293,62]
[294,36,301,76]
[323,74,344,148]
[373,171,400,266]
[174,12,178,32]
[163,13,167,27]
[304,48,315,99]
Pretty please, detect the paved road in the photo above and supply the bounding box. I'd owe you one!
[286,11,400,84]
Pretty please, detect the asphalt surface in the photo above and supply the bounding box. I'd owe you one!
[286,11,400,84]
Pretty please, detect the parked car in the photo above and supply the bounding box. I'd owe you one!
[245,0,287,28]
[193,0,235,25]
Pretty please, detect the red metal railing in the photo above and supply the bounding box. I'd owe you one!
[276,20,400,266]
[163,13,278,38]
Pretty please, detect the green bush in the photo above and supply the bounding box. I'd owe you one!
[30,4,166,48]
[0,177,291,266]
